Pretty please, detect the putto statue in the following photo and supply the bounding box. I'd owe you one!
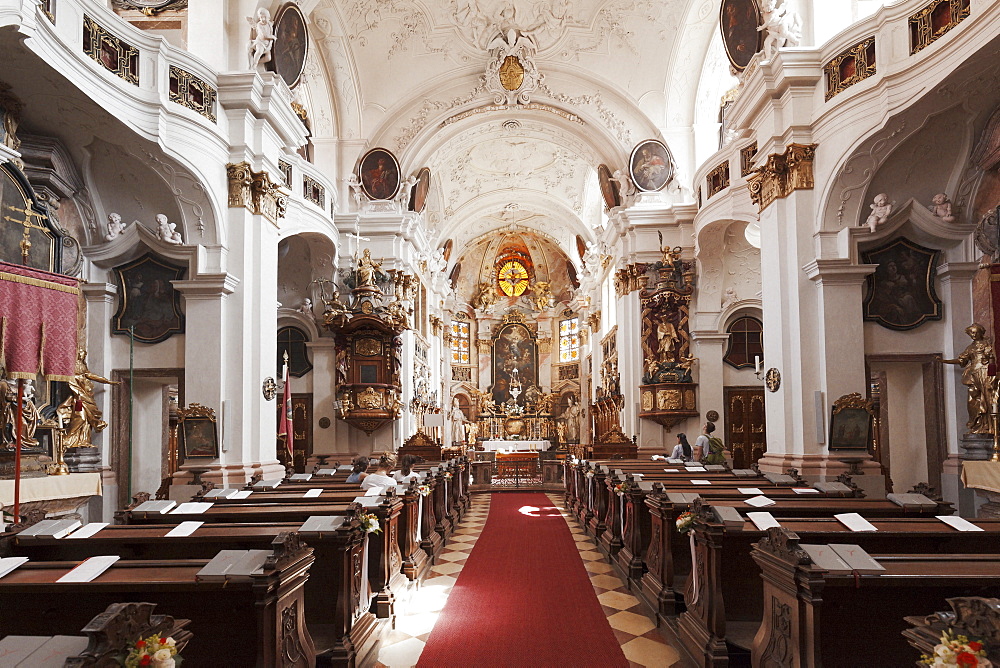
[155,214,183,244]
[928,193,957,224]
[247,7,275,71]
[758,0,802,61]
[864,193,893,232]
[105,213,127,241]
[942,323,1000,435]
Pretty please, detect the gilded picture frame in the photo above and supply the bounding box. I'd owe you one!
[597,163,620,210]
[112,253,186,343]
[828,393,874,451]
[629,140,674,193]
[181,415,219,458]
[720,0,763,72]
[273,3,308,88]
[358,148,401,201]
[410,166,431,213]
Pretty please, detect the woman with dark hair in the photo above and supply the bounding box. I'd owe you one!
[397,454,424,482]
[669,433,692,461]
[360,452,397,490]
[345,456,369,484]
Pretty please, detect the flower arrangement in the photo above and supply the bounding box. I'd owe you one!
[585,471,595,479]
[612,482,629,496]
[358,511,381,534]
[921,630,991,667]
[416,484,431,497]
[676,511,695,534]
[443,471,453,480]
[124,634,181,668]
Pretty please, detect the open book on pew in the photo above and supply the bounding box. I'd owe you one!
[731,469,758,478]
[315,468,338,476]
[18,519,82,539]
[299,516,347,533]
[812,482,853,494]
[666,492,701,504]
[704,465,727,472]
[762,472,797,485]
[0,634,89,667]
[289,473,313,482]
[886,493,937,510]
[800,543,885,575]
[253,479,283,490]
[0,557,29,579]
[353,496,383,508]
[131,500,177,514]
[196,549,271,582]
[203,488,240,499]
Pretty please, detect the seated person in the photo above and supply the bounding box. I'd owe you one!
[360,452,397,490]
[696,422,726,465]
[669,433,693,461]
[345,456,370,484]
[395,454,424,483]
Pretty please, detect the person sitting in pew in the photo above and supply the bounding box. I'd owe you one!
[397,454,424,483]
[669,433,693,462]
[346,456,370,484]
[360,452,397,490]
[696,422,726,465]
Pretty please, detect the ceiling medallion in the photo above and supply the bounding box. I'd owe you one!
[485,29,542,105]
[499,55,525,91]
[765,368,781,393]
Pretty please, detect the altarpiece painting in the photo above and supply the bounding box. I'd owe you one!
[491,321,538,408]
[112,253,186,343]
[861,237,942,330]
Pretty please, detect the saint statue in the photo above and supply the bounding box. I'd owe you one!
[0,372,42,448]
[451,398,467,445]
[56,348,119,449]
[355,249,383,289]
[657,319,679,360]
[246,7,275,70]
[563,394,581,443]
[942,323,1000,434]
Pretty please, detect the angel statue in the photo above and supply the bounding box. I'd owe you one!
[247,7,276,70]
[57,348,120,449]
[758,0,802,61]
[942,323,1000,435]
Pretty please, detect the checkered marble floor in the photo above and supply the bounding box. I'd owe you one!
[374,493,681,668]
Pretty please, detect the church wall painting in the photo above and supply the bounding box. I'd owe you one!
[491,322,538,407]
[112,253,186,343]
[720,0,763,72]
[272,2,308,88]
[358,148,400,201]
[861,237,942,330]
[629,139,674,192]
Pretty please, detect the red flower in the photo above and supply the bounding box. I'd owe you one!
[139,655,152,666]
[969,642,983,652]
[956,651,978,666]
[135,640,147,648]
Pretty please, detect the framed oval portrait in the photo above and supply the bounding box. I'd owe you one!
[410,166,431,213]
[597,163,620,209]
[629,140,674,193]
[273,3,308,88]
[358,148,401,201]
[720,0,763,72]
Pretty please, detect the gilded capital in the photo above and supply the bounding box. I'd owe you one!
[747,143,817,212]
[226,161,288,225]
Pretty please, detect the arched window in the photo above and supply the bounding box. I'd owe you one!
[277,326,312,377]
[724,316,763,369]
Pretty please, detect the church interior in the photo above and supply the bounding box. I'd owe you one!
[1,0,1000,665]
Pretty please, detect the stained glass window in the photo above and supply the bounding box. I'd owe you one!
[450,320,470,365]
[559,317,580,363]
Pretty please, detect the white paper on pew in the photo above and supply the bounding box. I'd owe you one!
[0,556,29,579]
[685,467,707,472]
[57,555,119,583]
[834,513,878,532]
[364,487,385,496]
[231,490,253,499]
[667,458,684,464]
[738,488,764,495]
[170,502,214,515]
[353,496,382,508]
[747,512,781,531]
[792,487,820,494]
[937,515,984,532]
[690,480,712,485]
[338,464,354,471]
[303,489,323,498]
[66,523,108,539]
[165,521,204,537]
[745,496,776,507]
[662,469,680,473]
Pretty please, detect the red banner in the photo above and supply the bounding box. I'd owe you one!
[0,260,79,381]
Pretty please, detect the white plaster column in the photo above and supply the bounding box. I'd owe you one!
[185,0,229,71]
[306,338,337,453]
[691,332,730,426]
[617,290,643,442]
[81,281,118,521]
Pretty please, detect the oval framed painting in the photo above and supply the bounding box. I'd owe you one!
[629,140,674,193]
[273,3,308,88]
[358,148,401,201]
[720,0,763,72]
[597,163,620,209]
[411,166,431,213]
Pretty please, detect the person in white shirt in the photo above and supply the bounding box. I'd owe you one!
[669,433,693,461]
[395,454,424,483]
[360,452,397,490]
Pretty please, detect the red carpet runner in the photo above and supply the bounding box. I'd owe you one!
[417,492,629,667]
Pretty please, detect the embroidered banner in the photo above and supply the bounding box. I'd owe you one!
[0,260,79,380]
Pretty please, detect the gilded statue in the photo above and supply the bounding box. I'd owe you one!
[942,323,1000,434]
[355,249,384,289]
[530,281,554,311]
[0,373,42,448]
[56,348,119,449]
[471,281,497,310]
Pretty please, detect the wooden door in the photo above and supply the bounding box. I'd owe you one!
[291,393,312,471]
[724,387,766,469]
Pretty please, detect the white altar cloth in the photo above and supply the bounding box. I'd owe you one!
[482,440,552,452]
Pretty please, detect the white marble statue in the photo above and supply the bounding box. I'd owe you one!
[722,287,738,310]
[758,0,802,61]
[611,168,637,199]
[451,398,467,445]
[929,193,957,223]
[397,175,416,210]
[864,193,893,233]
[104,212,127,241]
[247,7,275,71]
[155,214,183,244]
[298,298,313,315]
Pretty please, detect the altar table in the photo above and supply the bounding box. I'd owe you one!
[482,440,551,452]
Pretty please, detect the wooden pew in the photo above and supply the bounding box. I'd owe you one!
[750,528,1000,668]
[0,534,316,668]
[120,495,407,621]
[10,521,378,668]
[903,596,1000,664]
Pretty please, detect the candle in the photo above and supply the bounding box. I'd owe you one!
[58,413,64,429]
[754,356,761,374]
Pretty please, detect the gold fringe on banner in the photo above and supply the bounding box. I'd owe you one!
[0,271,80,295]
[38,322,45,377]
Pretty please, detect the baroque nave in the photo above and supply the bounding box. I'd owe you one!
[0,0,999,665]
